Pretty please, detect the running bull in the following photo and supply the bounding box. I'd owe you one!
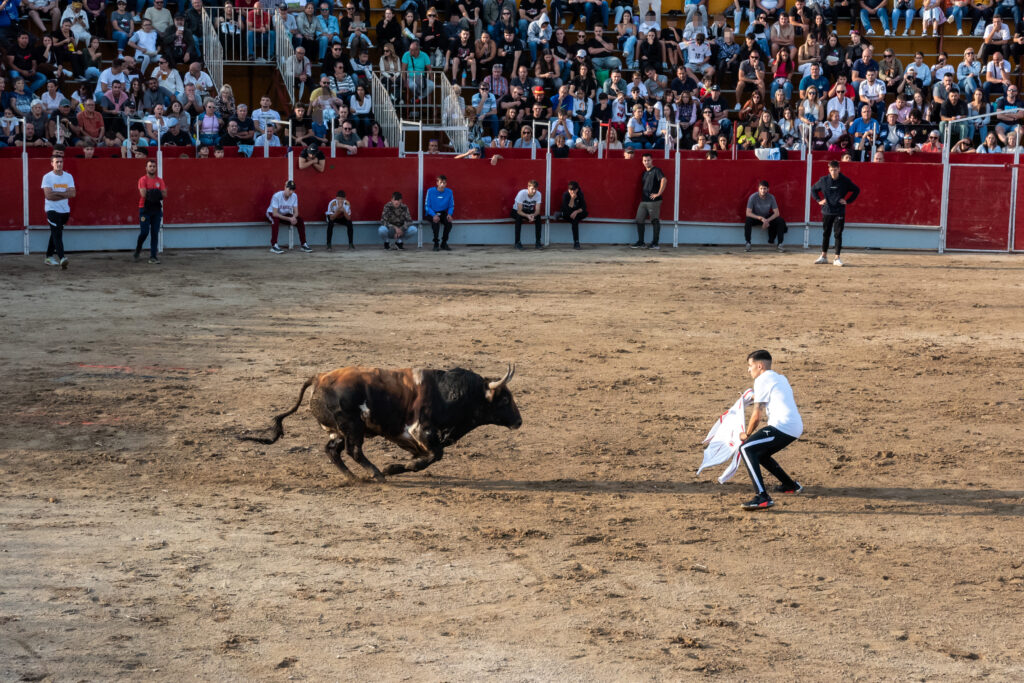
[240,364,522,482]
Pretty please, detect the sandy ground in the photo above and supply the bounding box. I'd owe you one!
[1,244,1023,682]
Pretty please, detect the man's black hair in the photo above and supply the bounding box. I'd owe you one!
[828,160,840,169]
[747,350,772,364]
[759,180,770,188]
[392,191,402,200]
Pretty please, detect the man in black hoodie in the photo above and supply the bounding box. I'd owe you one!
[811,160,860,267]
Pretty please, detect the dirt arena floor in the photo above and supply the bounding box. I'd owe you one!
[1,244,1023,681]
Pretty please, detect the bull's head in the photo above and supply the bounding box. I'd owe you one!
[485,363,522,429]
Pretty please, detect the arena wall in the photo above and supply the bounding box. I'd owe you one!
[0,153,1014,254]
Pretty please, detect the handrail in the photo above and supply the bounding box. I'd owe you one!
[200,8,224,90]
[370,71,402,156]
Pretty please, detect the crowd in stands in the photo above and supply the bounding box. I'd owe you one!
[4,0,1024,158]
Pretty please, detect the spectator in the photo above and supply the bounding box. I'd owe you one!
[134,158,166,264]
[380,190,417,250]
[940,87,970,142]
[402,40,434,102]
[315,2,341,59]
[811,160,859,267]
[849,103,880,148]
[923,0,948,36]
[736,50,766,105]
[61,1,92,46]
[41,154,75,268]
[334,119,360,154]
[129,18,161,73]
[76,97,104,146]
[298,141,326,172]
[892,0,916,36]
[983,50,1012,99]
[195,98,221,145]
[860,0,892,35]
[7,33,48,94]
[424,175,454,250]
[161,118,192,145]
[632,152,665,249]
[587,25,622,70]
[559,180,587,249]
[920,129,943,152]
[324,190,354,251]
[164,13,196,66]
[980,14,1011,62]
[285,47,312,101]
[744,180,786,252]
[254,121,282,146]
[267,180,312,254]
[993,84,1023,143]
[511,178,544,250]
[976,130,1004,152]
[958,48,982,98]
[859,69,887,121]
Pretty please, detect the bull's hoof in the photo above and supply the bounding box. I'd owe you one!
[370,472,386,483]
[382,463,406,476]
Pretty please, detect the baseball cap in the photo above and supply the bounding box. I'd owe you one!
[285,180,296,189]
[576,49,587,59]
[711,85,720,91]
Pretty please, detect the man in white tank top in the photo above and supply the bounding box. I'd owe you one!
[738,349,804,510]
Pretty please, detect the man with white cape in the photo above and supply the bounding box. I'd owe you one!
[699,349,804,510]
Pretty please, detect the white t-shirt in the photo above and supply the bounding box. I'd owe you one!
[267,190,298,216]
[131,29,159,56]
[98,68,129,94]
[42,170,75,213]
[513,189,541,214]
[326,197,350,218]
[753,369,803,439]
[251,107,281,133]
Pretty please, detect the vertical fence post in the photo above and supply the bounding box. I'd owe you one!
[544,149,551,246]
[938,124,951,254]
[22,119,29,255]
[1011,144,1020,252]
[673,146,681,248]
[803,139,812,250]
[417,147,424,249]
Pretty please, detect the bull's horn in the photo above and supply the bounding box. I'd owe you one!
[488,363,515,390]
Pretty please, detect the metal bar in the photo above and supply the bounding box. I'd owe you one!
[544,150,551,246]
[938,121,952,254]
[803,140,812,250]
[417,148,424,249]
[21,118,28,254]
[672,148,680,248]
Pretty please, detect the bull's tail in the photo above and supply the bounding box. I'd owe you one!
[238,376,317,444]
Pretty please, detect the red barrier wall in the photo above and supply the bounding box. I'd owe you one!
[946,165,1012,251]
[0,155,1009,252]
[0,159,23,230]
[808,160,943,227]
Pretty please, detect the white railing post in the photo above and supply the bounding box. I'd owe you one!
[939,121,952,254]
[597,121,604,159]
[672,146,680,248]
[544,149,551,246]
[330,117,336,158]
[271,119,295,248]
[803,140,812,250]
[20,118,28,255]
[417,147,424,249]
[1012,143,1021,252]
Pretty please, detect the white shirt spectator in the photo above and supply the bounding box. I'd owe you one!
[983,22,1011,43]
[986,58,1012,82]
[251,107,281,133]
[184,69,216,95]
[41,169,75,213]
[267,190,298,216]
[152,66,184,96]
[255,132,283,146]
[827,95,856,121]
[859,79,886,101]
[130,28,159,58]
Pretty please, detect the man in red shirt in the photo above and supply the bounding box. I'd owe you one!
[76,98,105,147]
[247,1,274,60]
[135,159,167,264]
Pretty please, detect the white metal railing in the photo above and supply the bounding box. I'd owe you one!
[439,72,469,154]
[394,69,446,125]
[201,5,273,64]
[201,8,224,90]
[275,14,294,105]
[370,71,401,154]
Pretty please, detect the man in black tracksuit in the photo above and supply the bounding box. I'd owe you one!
[811,160,860,267]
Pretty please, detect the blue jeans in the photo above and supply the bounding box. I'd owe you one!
[378,224,418,242]
[138,208,162,259]
[584,1,610,29]
[961,74,980,97]
[995,4,1021,24]
[770,79,793,100]
[113,29,129,51]
[84,66,101,81]
[859,6,891,31]
[949,4,966,30]
[892,7,915,32]
[9,69,46,93]
[248,29,276,59]
[592,55,622,70]
[620,35,637,68]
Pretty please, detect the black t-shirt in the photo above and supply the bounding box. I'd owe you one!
[11,44,36,71]
[220,133,244,146]
[520,0,544,20]
[161,129,192,146]
[940,99,968,119]
[230,116,255,135]
[551,144,570,158]
[641,166,666,201]
[586,37,612,58]
[301,145,325,160]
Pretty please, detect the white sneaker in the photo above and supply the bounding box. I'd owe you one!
[813,255,827,264]
[833,257,844,266]
[44,256,59,266]
[866,28,876,35]
[59,257,68,269]
[270,244,284,254]
[884,29,892,36]
[745,242,752,252]
[957,29,964,36]
[777,244,785,253]
[300,243,313,252]
[903,29,910,36]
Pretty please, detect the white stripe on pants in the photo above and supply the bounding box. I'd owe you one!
[740,435,775,494]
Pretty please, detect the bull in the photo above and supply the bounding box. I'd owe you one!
[240,364,522,482]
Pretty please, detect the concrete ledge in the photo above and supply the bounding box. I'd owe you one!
[2,220,942,254]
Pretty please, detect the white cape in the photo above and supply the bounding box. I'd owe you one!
[698,388,754,484]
